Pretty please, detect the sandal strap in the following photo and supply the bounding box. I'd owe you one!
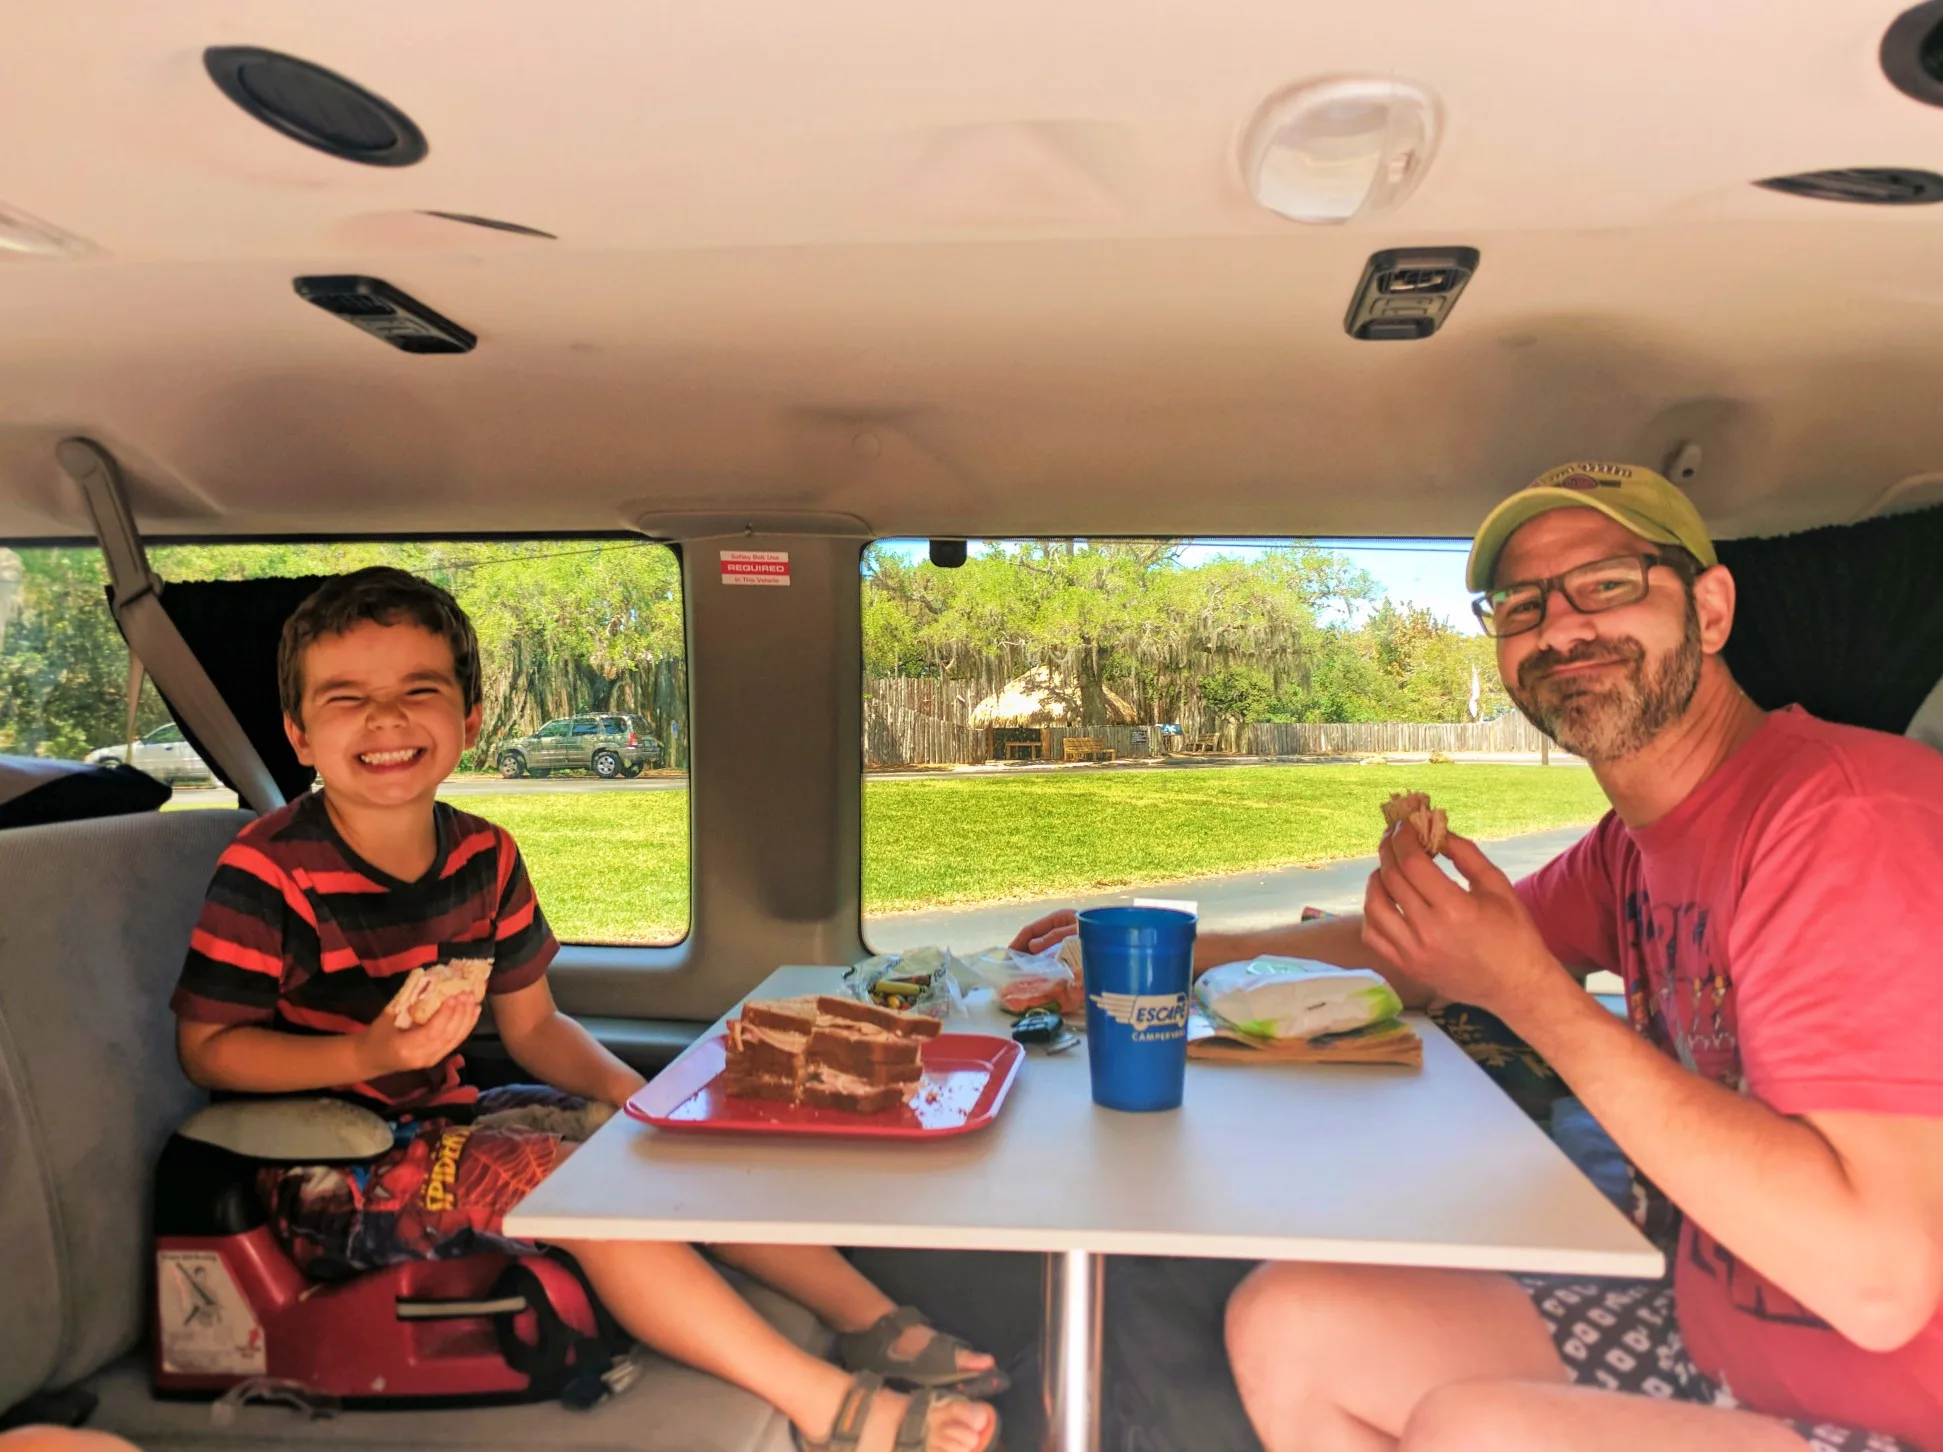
[797,1371,884,1452]
[894,1389,939,1452]
[838,1306,977,1384]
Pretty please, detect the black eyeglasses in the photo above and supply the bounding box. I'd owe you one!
[1471,554,1675,639]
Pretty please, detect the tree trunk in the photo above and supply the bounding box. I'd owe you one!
[1078,644,1108,727]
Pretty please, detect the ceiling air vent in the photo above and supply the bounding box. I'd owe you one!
[293,276,475,354]
[1343,247,1479,341]
[205,47,427,166]
[1755,168,1943,205]
[1882,0,1943,108]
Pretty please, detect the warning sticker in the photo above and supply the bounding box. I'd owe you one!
[720,550,791,587]
[157,1250,266,1376]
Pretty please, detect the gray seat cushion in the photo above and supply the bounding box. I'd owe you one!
[0,806,833,1448]
[85,1273,820,1452]
[0,809,254,1411]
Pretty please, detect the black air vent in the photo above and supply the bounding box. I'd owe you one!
[1344,247,1480,341]
[293,276,475,354]
[1756,168,1943,205]
[205,47,427,166]
[1882,1,1943,108]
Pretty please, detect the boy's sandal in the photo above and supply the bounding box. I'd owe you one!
[835,1306,1012,1396]
[795,1372,1001,1452]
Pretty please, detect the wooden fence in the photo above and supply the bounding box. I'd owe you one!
[1235,717,1548,757]
[861,678,1549,767]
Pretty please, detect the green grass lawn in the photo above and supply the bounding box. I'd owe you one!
[438,763,1608,944]
[862,764,1609,916]
[443,790,692,945]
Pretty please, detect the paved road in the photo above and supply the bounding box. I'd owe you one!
[863,825,1595,955]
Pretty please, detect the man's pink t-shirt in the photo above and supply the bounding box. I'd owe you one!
[1517,707,1943,1447]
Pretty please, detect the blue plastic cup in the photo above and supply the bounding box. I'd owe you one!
[1078,906,1196,1112]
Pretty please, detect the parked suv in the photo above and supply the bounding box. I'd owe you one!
[496,713,664,779]
[84,721,214,785]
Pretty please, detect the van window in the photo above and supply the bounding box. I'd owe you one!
[0,538,691,947]
[859,538,1609,956]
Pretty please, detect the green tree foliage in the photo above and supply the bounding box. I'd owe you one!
[865,542,1370,726]
[1198,664,1273,746]
[0,540,687,766]
[0,547,169,758]
[864,542,1504,727]
[1268,600,1508,725]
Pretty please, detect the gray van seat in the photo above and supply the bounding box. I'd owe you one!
[0,808,816,1450]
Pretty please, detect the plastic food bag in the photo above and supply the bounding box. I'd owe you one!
[953,939,1085,1017]
[845,946,965,1020]
[1193,957,1402,1042]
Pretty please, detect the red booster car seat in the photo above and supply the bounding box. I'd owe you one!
[152,1098,631,1411]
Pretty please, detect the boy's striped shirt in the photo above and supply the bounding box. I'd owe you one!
[173,791,557,1111]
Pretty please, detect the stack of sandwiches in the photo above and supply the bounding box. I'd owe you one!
[725,995,942,1113]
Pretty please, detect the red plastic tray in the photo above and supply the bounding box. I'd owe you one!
[626,1032,1024,1139]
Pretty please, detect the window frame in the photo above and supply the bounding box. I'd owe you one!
[0,529,696,967]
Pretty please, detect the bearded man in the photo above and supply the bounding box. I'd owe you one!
[1015,463,1943,1451]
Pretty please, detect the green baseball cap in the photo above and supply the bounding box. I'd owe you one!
[1466,461,1718,593]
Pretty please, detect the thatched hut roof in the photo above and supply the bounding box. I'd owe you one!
[969,666,1136,727]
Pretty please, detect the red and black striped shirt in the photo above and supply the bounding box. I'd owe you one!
[172,792,557,1111]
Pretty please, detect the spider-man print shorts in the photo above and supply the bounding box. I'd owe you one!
[1516,1276,1917,1452]
[257,1086,609,1279]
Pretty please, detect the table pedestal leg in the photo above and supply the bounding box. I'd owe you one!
[1040,1249,1104,1452]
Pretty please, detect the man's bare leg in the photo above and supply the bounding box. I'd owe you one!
[1401,1381,1808,1451]
[709,1243,996,1376]
[1224,1263,1566,1452]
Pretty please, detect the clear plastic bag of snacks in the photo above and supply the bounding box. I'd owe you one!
[844,946,966,1021]
[953,939,1085,1017]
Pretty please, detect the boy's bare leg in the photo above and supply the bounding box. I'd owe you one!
[562,1239,995,1452]
[1224,1262,1567,1452]
[710,1243,996,1375]
[1400,1381,1809,1451]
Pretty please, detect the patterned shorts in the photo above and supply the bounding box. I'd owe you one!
[1516,1276,1918,1452]
[258,1086,607,1279]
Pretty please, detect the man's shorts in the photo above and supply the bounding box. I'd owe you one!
[1516,1275,1918,1452]
[258,1086,608,1279]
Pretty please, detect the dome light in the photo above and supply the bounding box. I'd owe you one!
[1241,77,1442,225]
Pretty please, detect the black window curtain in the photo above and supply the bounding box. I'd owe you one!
[108,576,328,803]
[1716,504,1943,735]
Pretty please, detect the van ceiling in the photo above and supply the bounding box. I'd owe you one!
[1,1,1941,542]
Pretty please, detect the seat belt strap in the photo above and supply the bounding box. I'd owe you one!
[56,438,286,815]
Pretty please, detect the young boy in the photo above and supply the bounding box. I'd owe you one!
[171,567,999,1452]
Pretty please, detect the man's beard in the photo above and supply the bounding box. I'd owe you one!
[1507,602,1703,764]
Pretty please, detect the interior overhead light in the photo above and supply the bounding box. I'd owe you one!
[0,203,97,258]
[1882,0,1943,109]
[1241,77,1441,224]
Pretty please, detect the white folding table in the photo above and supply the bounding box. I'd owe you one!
[507,966,1661,1451]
